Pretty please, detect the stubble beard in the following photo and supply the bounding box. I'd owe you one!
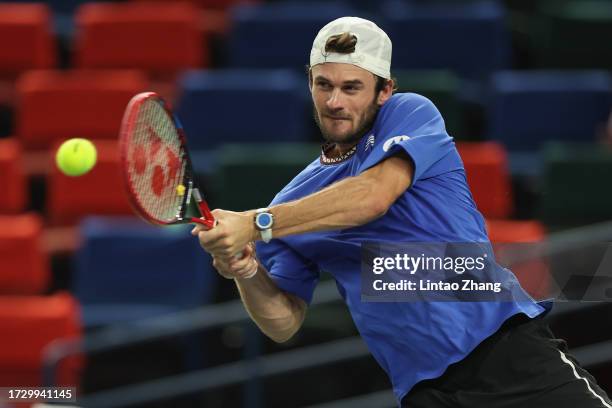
[313,99,380,148]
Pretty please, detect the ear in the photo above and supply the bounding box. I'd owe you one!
[377,79,394,106]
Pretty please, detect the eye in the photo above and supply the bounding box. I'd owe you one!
[316,81,332,90]
[343,85,360,93]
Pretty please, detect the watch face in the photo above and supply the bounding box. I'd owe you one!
[256,213,273,229]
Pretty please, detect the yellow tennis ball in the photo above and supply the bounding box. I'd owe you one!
[176,184,186,196]
[55,138,97,177]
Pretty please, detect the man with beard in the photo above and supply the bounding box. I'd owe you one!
[193,17,611,408]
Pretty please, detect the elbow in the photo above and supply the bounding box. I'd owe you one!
[365,197,390,220]
[265,321,302,343]
[264,296,305,343]
[269,330,297,344]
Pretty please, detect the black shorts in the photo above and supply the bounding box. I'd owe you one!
[402,313,612,408]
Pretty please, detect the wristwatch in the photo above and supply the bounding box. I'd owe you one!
[254,208,274,243]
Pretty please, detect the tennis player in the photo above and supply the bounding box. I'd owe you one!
[194,17,611,407]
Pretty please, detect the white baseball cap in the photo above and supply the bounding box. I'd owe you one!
[310,16,392,79]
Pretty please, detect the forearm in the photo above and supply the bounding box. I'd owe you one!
[235,264,305,343]
[270,175,387,239]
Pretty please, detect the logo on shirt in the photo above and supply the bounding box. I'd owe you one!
[364,134,376,151]
[382,135,411,152]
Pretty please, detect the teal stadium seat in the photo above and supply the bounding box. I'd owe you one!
[213,143,320,211]
[533,1,612,69]
[394,70,464,139]
[541,143,612,226]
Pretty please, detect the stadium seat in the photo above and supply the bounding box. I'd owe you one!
[73,216,216,328]
[488,71,612,152]
[75,2,207,76]
[0,3,57,138]
[487,219,545,243]
[457,142,513,219]
[0,292,82,386]
[533,1,612,69]
[213,143,320,210]
[227,2,354,69]
[395,71,464,139]
[541,143,612,226]
[0,138,27,212]
[47,140,133,224]
[16,70,148,150]
[487,219,549,300]
[0,3,56,76]
[0,213,49,295]
[382,1,510,78]
[176,70,310,150]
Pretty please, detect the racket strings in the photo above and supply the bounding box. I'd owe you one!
[127,98,188,223]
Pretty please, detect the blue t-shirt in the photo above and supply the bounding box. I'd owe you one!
[255,93,545,404]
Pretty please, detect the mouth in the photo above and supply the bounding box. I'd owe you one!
[323,114,350,121]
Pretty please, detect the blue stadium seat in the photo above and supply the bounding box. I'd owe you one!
[227,2,355,69]
[382,0,510,78]
[488,71,612,152]
[176,69,310,151]
[74,216,216,328]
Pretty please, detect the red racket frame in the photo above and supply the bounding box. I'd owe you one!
[119,92,215,228]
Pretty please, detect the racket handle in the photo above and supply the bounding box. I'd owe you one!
[190,217,215,229]
[191,188,215,228]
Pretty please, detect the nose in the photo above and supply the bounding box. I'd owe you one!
[326,88,344,111]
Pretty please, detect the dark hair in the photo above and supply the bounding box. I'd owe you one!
[324,32,358,54]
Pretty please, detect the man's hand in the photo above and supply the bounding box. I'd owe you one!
[210,242,259,280]
[191,209,258,260]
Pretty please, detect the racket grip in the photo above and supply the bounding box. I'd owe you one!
[191,188,215,227]
[190,217,215,229]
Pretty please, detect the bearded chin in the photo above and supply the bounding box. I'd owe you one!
[313,102,380,146]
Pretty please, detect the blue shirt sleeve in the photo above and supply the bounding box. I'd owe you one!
[358,93,457,184]
[255,239,320,305]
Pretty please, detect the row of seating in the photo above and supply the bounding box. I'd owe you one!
[7,68,611,152]
[0,2,212,78]
[0,215,216,387]
[2,1,612,79]
[0,214,550,304]
[2,138,612,224]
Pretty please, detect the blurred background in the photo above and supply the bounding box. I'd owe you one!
[0,0,611,407]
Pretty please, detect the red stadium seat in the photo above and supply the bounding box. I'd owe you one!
[487,219,550,301]
[486,219,545,243]
[457,142,513,219]
[47,140,133,224]
[75,2,207,76]
[15,70,148,150]
[0,293,82,386]
[0,138,27,212]
[0,3,56,76]
[0,213,50,295]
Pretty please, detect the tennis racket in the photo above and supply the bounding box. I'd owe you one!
[119,91,214,228]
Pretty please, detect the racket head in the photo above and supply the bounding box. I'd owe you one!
[119,92,199,225]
